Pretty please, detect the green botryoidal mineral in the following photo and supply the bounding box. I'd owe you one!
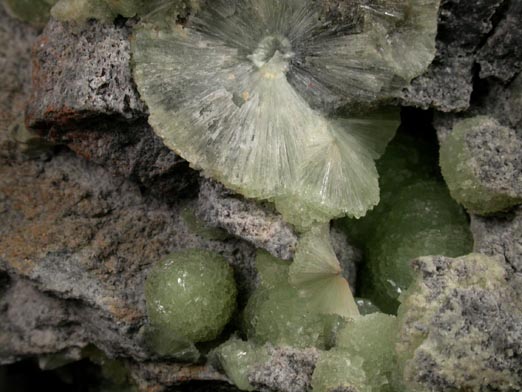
[132,0,440,228]
[145,250,237,357]
[243,226,357,348]
[3,0,57,27]
[343,132,437,247]
[244,253,334,348]
[440,115,522,215]
[365,180,473,312]
[210,337,269,391]
[312,350,368,392]
[335,313,398,391]
[312,313,397,392]
[242,284,340,349]
[344,134,472,313]
[82,346,133,388]
[255,249,290,290]
[395,254,522,392]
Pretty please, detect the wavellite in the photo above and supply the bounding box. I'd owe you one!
[131,0,440,228]
[243,226,358,348]
[145,250,237,359]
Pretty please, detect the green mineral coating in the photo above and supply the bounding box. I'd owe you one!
[343,132,437,247]
[355,298,381,315]
[311,349,369,392]
[255,250,290,290]
[242,285,340,349]
[210,337,269,391]
[143,322,200,361]
[245,244,347,348]
[3,0,57,27]
[132,0,440,228]
[335,313,398,391]
[395,253,522,392]
[145,250,237,351]
[343,132,472,314]
[290,224,359,317]
[439,115,522,215]
[363,180,472,313]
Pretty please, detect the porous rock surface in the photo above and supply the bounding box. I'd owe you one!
[471,207,522,273]
[396,254,522,391]
[26,18,145,129]
[197,178,299,261]
[0,6,37,131]
[401,0,507,112]
[248,347,320,392]
[0,148,254,389]
[1,1,522,391]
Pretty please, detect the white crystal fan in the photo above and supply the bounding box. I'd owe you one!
[132,0,439,227]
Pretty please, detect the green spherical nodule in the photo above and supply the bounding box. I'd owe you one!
[145,249,237,346]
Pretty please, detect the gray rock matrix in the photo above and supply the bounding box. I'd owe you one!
[1,0,522,391]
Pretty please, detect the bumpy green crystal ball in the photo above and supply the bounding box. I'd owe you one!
[145,250,237,344]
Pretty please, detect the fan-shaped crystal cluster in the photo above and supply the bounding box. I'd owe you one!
[132,0,439,228]
[243,228,358,348]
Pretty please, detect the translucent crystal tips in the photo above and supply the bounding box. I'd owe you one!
[290,225,359,317]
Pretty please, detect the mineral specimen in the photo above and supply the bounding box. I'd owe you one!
[244,224,358,348]
[335,313,397,391]
[395,254,522,391]
[211,337,269,391]
[345,134,472,313]
[289,225,359,317]
[242,284,339,349]
[342,132,438,248]
[311,350,368,392]
[255,249,290,290]
[132,0,440,228]
[145,250,237,358]
[439,115,522,215]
